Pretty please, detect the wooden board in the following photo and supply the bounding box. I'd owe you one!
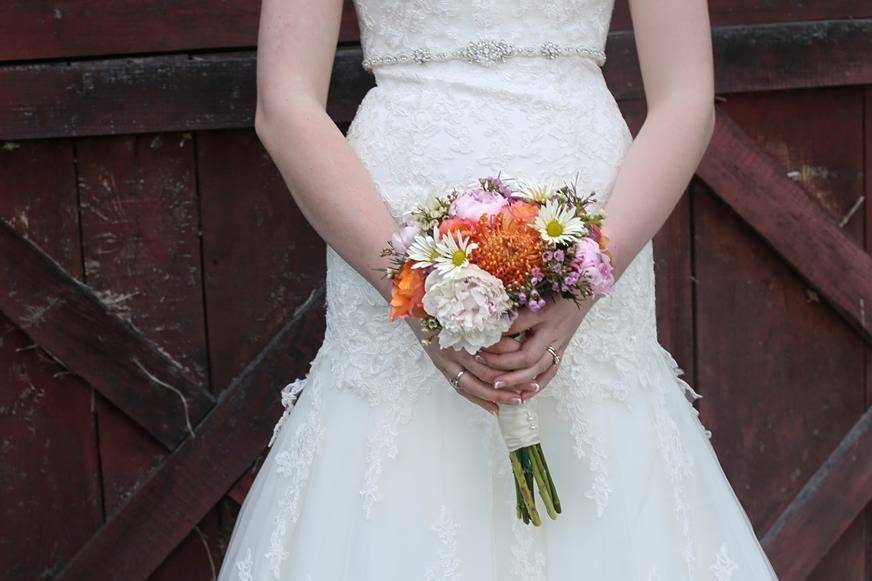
[1,20,870,140]
[2,0,870,62]
[0,139,102,580]
[694,87,868,579]
[197,129,326,390]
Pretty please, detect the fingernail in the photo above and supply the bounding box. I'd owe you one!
[512,397,522,405]
[531,383,540,392]
[474,354,486,364]
[494,380,505,389]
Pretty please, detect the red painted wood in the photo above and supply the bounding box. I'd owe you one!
[2,20,871,141]
[0,220,215,449]
[2,0,869,62]
[0,140,102,578]
[762,410,871,580]
[697,109,872,343]
[56,289,326,581]
[696,88,868,578]
[74,132,224,578]
[652,188,696,380]
[197,129,326,390]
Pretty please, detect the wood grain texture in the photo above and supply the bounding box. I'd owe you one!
[56,286,326,581]
[0,139,102,581]
[1,20,870,140]
[762,410,871,580]
[2,0,870,62]
[197,129,326,391]
[697,108,872,344]
[0,219,215,449]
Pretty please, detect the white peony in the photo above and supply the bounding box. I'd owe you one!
[422,264,514,354]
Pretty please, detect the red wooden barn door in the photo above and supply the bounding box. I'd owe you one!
[0,1,869,579]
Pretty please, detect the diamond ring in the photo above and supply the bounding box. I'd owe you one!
[546,345,561,366]
[450,369,466,391]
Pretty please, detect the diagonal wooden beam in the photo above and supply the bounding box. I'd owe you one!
[56,285,326,581]
[762,408,871,580]
[0,219,215,449]
[697,109,872,344]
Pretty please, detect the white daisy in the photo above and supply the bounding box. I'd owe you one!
[433,230,479,278]
[406,225,442,268]
[534,198,587,245]
[511,180,560,204]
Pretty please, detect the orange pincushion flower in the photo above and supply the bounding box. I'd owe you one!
[473,212,543,289]
[389,262,427,321]
[438,217,479,240]
[501,200,539,223]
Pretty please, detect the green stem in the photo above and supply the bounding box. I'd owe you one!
[529,446,557,520]
[534,443,561,513]
[510,451,540,526]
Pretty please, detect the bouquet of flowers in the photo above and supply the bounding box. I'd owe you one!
[380,175,615,525]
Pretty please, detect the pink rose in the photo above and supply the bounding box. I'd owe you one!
[391,223,419,255]
[571,238,615,296]
[449,188,508,222]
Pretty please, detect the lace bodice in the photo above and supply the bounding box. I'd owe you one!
[352,0,616,70]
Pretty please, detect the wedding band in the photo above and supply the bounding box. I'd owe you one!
[546,345,561,366]
[450,369,466,391]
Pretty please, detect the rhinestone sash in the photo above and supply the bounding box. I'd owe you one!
[361,39,607,71]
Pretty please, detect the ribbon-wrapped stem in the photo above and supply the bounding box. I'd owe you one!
[497,398,561,525]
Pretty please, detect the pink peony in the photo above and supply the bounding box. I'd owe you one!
[571,237,615,296]
[449,188,508,222]
[391,223,419,255]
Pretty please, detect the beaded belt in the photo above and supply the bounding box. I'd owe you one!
[361,39,607,72]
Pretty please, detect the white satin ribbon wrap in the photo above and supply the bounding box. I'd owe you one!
[496,397,541,452]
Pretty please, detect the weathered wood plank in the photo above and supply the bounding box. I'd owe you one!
[697,109,872,344]
[693,186,866,532]
[0,220,215,449]
[762,409,871,580]
[76,132,208,515]
[2,0,870,62]
[0,139,103,580]
[56,285,326,581]
[197,129,326,391]
[1,19,869,140]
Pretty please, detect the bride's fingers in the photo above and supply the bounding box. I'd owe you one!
[457,389,499,415]
[479,336,524,355]
[520,367,558,402]
[453,367,524,406]
[493,351,553,387]
[482,333,555,371]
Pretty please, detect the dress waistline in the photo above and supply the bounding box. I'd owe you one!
[361,38,606,72]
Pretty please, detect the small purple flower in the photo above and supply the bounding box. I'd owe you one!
[553,249,565,263]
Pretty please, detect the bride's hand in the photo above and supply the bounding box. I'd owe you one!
[478,297,596,401]
[405,319,537,415]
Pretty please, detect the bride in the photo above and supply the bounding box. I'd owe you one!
[218,0,779,579]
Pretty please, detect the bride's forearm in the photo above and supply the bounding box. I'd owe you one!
[254,98,398,304]
[602,98,715,280]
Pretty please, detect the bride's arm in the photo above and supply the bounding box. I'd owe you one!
[254,0,529,412]
[479,0,715,388]
[603,0,715,279]
[254,0,397,303]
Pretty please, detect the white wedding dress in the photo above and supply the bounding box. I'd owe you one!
[218,1,780,579]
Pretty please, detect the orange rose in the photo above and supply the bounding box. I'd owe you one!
[501,200,539,223]
[389,262,427,321]
[438,217,479,240]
